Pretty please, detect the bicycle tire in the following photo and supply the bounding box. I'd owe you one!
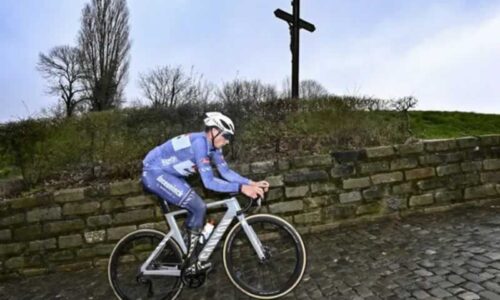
[108,229,184,300]
[223,214,307,299]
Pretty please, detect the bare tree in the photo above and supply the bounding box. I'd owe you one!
[280,78,328,99]
[37,46,85,117]
[78,0,131,111]
[138,65,212,108]
[392,96,418,135]
[299,79,329,99]
[216,79,277,105]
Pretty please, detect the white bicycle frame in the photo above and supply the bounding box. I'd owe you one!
[139,197,266,277]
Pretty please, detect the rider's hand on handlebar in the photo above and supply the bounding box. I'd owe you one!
[250,180,270,192]
[241,184,265,199]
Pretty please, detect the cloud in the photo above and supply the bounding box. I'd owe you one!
[309,3,500,113]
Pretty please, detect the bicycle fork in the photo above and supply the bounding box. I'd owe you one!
[237,215,267,262]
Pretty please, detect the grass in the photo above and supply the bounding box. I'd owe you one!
[411,111,500,139]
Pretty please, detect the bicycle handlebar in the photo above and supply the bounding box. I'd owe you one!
[236,196,263,216]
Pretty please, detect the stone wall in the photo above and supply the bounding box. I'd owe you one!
[1,135,500,279]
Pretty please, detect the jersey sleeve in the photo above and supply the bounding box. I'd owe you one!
[213,149,251,185]
[192,138,241,193]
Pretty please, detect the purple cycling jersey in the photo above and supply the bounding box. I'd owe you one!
[142,132,250,193]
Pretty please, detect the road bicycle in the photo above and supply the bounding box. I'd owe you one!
[108,194,307,299]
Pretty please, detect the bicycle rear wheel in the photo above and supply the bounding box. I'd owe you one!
[108,229,184,300]
[223,214,307,299]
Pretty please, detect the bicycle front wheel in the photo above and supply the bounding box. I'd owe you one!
[108,229,184,300]
[223,214,307,299]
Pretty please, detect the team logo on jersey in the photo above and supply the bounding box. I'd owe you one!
[161,156,178,166]
[156,175,183,197]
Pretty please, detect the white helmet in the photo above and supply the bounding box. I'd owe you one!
[204,112,235,135]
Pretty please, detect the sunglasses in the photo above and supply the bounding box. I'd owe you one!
[222,132,234,141]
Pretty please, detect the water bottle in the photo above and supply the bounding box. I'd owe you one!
[200,219,215,244]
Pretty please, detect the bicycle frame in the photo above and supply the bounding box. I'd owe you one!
[139,197,266,277]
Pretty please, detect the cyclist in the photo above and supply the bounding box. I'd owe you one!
[141,112,269,274]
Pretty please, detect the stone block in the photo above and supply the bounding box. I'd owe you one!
[14,224,42,241]
[311,182,337,195]
[278,159,290,171]
[294,210,321,224]
[480,134,500,146]
[419,154,443,166]
[5,257,25,269]
[464,184,497,199]
[390,158,418,170]
[228,163,250,175]
[113,208,155,225]
[109,180,141,196]
[0,229,11,241]
[102,199,124,213]
[392,182,414,194]
[84,184,110,198]
[285,185,309,198]
[330,164,355,178]
[481,172,500,183]
[365,146,395,158]
[405,167,436,180]
[447,173,480,188]
[384,196,408,211]
[0,243,25,256]
[360,161,390,175]
[54,188,85,203]
[371,172,404,185]
[332,150,367,163]
[417,178,445,190]
[0,213,24,226]
[29,239,57,252]
[409,194,434,207]
[484,159,500,170]
[87,214,113,228]
[265,175,284,187]
[284,170,329,184]
[424,139,457,152]
[43,219,85,235]
[326,205,357,220]
[343,177,371,189]
[10,196,41,209]
[124,195,155,207]
[107,225,137,241]
[435,190,462,203]
[58,234,83,248]
[266,188,284,201]
[436,164,461,176]
[362,185,389,200]
[440,152,466,163]
[461,161,482,172]
[304,196,330,208]
[63,201,100,216]
[269,200,304,214]
[356,203,381,215]
[291,155,332,168]
[84,230,106,244]
[20,268,49,277]
[26,207,61,222]
[339,191,362,204]
[456,137,479,149]
[250,161,275,174]
[396,143,424,155]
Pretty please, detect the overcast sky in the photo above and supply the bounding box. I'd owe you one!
[1,0,500,122]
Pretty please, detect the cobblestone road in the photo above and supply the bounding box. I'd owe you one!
[2,206,500,300]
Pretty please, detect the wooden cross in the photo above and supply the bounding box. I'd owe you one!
[275,0,316,99]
